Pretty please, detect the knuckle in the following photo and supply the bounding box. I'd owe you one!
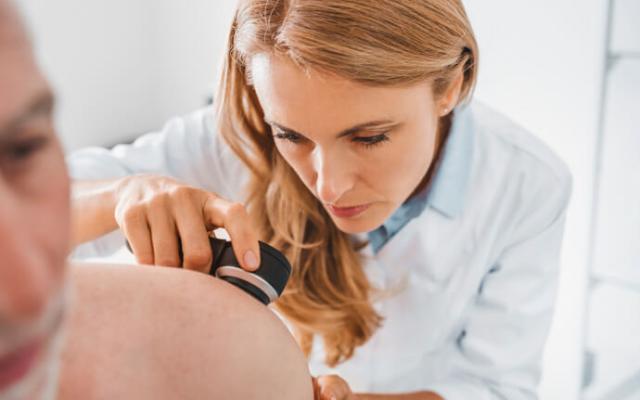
[122,206,145,225]
[148,192,170,208]
[170,185,196,202]
[226,202,248,221]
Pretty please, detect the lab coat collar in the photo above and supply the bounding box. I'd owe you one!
[425,103,475,218]
[366,104,475,254]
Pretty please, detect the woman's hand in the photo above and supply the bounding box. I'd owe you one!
[313,375,355,400]
[114,174,260,273]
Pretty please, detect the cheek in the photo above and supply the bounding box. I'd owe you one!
[401,136,436,175]
[362,134,435,195]
[275,144,315,185]
[29,150,71,280]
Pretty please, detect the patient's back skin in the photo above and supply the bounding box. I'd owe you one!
[57,263,313,400]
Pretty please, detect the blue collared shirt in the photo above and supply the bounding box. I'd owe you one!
[368,105,474,253]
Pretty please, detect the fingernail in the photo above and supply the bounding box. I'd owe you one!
[243,250,259,270]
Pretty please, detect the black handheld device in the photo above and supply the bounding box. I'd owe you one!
[126,238,291,305]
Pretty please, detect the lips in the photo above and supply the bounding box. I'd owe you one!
[327,203,371,218]
[0,340,42,391]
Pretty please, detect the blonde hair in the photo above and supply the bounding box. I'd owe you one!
[216,0,478,366]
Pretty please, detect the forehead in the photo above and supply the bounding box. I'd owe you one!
[0,8,48,127]
[249,54,434,131]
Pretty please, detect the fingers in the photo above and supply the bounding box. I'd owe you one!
[173,192,213,272]
[147,196,180,268]
[118,206,154,265]
[203,196,260,272]
[115,176,258,272]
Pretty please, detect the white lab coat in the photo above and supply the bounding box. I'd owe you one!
[68,101,572,399]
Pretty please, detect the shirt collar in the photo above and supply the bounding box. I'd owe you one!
[387,103,475,221]
[425,103,475,218]
[366,104,475,253]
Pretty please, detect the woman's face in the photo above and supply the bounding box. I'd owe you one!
[251,54,453,234]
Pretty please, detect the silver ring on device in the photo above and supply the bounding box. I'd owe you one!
[215,266,279,303]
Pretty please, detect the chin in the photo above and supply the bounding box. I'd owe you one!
[328,210,389,235]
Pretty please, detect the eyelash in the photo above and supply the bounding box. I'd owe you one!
[273,131,391,149]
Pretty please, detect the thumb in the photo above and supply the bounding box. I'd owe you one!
[203,196,261,271]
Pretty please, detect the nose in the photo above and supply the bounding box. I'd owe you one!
[312,147,355,205]
[0,186,51,324]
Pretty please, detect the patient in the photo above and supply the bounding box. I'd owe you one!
[60,265,312,399]
[0,1,313,398]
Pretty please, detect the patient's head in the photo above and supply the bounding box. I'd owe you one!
[0,0,70,398]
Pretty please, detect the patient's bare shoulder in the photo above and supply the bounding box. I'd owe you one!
[58,262,313,400]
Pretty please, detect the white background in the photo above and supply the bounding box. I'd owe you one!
[16,0,639,398]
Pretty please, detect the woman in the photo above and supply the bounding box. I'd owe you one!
[69,1,572,399]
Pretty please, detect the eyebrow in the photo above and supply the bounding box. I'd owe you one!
[0,91,55,142]
[265,119,402,139]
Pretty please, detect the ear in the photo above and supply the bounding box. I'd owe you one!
[437,67,465,117]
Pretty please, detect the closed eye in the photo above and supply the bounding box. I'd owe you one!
[352,133,390,148]
[273,130,304,144]
[273,128,390,149]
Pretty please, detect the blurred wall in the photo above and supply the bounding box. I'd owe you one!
[18,0,237,151]
[16,1,615,399]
